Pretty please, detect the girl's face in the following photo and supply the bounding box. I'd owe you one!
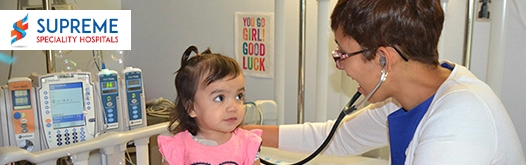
[189,73,245,137]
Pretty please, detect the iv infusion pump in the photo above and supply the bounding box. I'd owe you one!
[0,67,147,151]
[121,67,147,130]
[97,69,124,132]
[3,77,42,152]
[32,72,96,148]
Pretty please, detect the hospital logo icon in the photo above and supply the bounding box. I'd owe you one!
[11,14,28,45]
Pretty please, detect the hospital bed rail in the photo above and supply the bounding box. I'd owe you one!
[0,122,169,165]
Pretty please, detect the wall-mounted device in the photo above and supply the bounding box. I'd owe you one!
[97,69,123,132]
[4,77,41,152]
[32,72,96,149]
[120,67,147,130]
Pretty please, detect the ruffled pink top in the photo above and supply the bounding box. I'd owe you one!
[158,128,263,165]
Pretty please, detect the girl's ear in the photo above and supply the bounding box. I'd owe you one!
[188,108,197,118]
[185,100,197,118]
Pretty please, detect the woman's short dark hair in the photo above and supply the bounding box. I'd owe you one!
[331,0,444,66]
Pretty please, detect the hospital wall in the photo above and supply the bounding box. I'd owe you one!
[118,0,324,124]
[0,0,525,158]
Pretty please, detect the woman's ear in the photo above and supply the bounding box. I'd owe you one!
[376,46,392,72]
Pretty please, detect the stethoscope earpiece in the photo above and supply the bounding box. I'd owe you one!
[380,56,386,67]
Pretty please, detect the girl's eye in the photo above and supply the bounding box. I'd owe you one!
[236,93,244,100]
[214,95,224,102]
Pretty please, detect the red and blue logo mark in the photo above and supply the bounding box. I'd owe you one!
[11,14,28,45]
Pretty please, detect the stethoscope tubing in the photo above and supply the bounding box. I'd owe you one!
[261,68,387,165]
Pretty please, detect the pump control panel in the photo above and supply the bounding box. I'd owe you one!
[121,67,147,130]
[33,72,96,148]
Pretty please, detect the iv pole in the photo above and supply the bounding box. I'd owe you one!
[297,0,307,124]
[463,0,476,69]
[42,0,55,73]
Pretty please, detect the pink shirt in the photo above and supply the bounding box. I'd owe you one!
[158,128,262,165]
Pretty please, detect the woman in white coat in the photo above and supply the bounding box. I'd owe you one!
[245,0,526,164]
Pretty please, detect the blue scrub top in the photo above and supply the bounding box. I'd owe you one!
[387,63,454,165]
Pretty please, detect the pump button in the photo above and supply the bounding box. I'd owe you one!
[13,112,21,119]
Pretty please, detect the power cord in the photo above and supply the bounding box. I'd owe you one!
[145,97,173,119]
[125,149,136,165]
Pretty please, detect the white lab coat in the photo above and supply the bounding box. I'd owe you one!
[279,61,526,165]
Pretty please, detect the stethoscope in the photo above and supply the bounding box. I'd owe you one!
[260,57,388,165]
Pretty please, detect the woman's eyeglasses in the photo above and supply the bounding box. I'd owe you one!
[331,48,370,62]
[331,46,409,62]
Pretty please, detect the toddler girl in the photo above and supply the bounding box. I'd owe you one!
[158,46,262,165]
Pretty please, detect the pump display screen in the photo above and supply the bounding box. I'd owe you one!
[127,86,141,91]
[49,82,86,129]
[102,81,118,94]
[102,89,118,94]
[127,79,140,86]
[11,90,31,110]
[102,81,116,89]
